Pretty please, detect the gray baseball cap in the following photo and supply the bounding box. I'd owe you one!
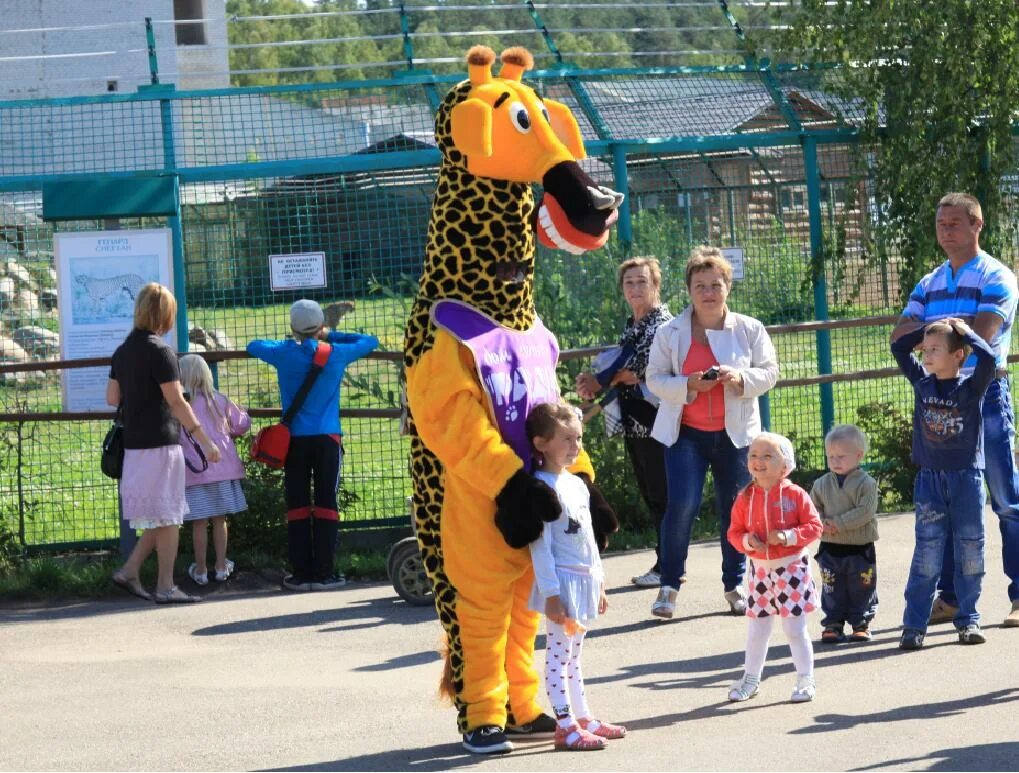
[290,299,325,335]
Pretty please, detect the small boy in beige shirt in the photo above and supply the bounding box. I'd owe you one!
[810,424,879,643]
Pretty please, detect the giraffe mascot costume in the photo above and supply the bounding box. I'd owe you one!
[403,45,623,754]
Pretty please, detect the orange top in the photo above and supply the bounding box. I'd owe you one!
[681,340,725,431]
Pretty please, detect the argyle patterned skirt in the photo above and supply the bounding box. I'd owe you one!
[746,554,818,618]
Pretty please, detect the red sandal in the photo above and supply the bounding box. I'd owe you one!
[554,723,606,751]
[579,718,627,739]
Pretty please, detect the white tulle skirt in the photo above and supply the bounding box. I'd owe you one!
[529,567,601,623]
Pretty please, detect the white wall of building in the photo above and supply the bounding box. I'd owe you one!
[0,0,228,100]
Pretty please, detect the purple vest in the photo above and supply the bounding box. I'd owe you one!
[432,299,560,470]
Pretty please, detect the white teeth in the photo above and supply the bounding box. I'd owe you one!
[538,204,586,255]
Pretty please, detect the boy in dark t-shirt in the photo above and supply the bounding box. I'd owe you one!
[891,318,996,649]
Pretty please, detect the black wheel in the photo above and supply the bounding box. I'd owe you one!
[389,540,433,606]
[387,536,417,580]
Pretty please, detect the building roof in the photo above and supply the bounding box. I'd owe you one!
[0,74,852,182]
[554,75,848,140]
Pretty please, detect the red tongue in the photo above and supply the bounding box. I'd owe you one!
[536,193,611,252]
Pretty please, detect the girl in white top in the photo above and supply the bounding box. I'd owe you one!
[525,402,626,752]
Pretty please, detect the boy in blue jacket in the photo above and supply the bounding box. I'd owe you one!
[248,299,379,591]
[891,317,995,649]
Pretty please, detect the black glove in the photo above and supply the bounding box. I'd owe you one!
[577,473,619,552]
[494,469,562,549]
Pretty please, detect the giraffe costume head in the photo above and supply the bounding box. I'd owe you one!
[444,45,622,248]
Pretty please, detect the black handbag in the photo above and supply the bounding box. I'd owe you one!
[182,429,209,474]
[101,408,125,479]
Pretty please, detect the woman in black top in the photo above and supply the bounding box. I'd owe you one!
[108,283,221,603]
[576,257,672,587]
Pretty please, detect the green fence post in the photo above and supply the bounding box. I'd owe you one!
[398,2,415,71]
[144,19,187,348]
[144,17,159,85]
[804,136,835,433]
[758,395,771,431]
[611,144,632,252]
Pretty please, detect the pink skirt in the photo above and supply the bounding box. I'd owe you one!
[746,554,818,618]
[120,446,189,529]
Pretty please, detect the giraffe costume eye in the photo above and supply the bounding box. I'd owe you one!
[508,101,531,133]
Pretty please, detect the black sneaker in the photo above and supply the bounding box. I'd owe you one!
[506,712,557,736]
[310,574,347,591]
[462,725,513,754]
[899,629,925,650]
[282,574,312,592]
[958,624,986,645]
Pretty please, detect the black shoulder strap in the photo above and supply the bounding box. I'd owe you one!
[281,342,332,427]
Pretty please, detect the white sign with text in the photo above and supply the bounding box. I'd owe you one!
[269,252,327,291]
[55,229,175,411]
[722,246,745,281]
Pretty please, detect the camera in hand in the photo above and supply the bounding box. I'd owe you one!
[701,366,720,381]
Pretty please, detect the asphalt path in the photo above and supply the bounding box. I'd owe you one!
[3,508,1018,771]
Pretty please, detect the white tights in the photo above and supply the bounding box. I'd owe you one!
[544,620,591,726]
[744,614,813,679]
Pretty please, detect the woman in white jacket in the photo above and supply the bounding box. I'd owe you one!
[645,246,779,619]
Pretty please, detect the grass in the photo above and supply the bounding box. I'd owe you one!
[2,291,919,553]
[1,295,414,549]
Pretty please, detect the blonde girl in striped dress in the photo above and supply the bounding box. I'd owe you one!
[179,354,251,585]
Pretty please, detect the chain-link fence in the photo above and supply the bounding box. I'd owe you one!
[1,52,1017,551]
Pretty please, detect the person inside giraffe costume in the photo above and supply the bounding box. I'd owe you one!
[403,45,624,754]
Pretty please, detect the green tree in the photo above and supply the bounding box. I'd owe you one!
[778,1,1019,297]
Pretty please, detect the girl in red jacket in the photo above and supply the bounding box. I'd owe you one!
[726,432,823,703]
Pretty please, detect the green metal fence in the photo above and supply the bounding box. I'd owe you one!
[1,51,1017,551]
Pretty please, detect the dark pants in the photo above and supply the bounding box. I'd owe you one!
[284,434,344,582]
[817,543,879,628]
[625,434,668,571]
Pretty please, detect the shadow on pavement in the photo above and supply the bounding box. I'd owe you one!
[851,741,1019,772]
[0,575,396,622]
[191,596,436,636]
[352,649,441,672]
[794,688,1019,736]
[584,624,980,691]
[262,737,556,772]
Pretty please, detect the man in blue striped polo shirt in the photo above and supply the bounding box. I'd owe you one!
[891,192,1019,629]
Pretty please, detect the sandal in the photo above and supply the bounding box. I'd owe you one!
[578,718,626,739]
[849,624,872,642]
[187,563,209,586]
[554,724,606,751]
[111,572,151,601]
[821,625,845,643]
[153,585,202,604]
[213,559,235,582]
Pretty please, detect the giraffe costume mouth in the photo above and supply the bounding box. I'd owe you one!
[536,161,624,256]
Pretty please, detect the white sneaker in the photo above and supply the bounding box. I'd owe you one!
[632,569,661,587]
[724,587,748,615]
[791,675,816,703]
[728,674,760,702]
[187,563,209,586]
[651,586,678,619]
[213,559,235,582]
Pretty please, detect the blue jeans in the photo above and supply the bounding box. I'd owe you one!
[939,377,1019,604]
[659,425,750,591]
[903,468,985,631]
